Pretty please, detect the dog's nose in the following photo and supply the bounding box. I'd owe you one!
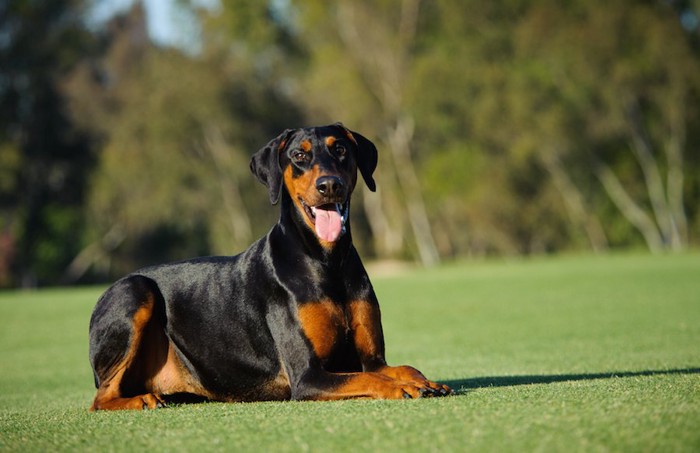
[316,176,345,198]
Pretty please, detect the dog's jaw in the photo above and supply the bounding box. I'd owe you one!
[300,200,349,243]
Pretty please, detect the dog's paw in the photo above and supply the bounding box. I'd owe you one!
[421,381,454,397]
[141,393,167,410]
[377,365,453,397]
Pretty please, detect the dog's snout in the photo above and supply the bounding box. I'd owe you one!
[316,176,345,198]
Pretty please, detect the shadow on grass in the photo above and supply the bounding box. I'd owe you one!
[444,367,700,395]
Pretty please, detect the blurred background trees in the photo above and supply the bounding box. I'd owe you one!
[1,0,698,287]
[0,0,97,286]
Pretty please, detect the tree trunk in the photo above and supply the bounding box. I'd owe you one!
[362,185,404,258]
[664,90,688,250]
[541,151,608,253]
[203,126,252,250]
[624,96,680,249]
[387,117,440,266]
[62,225,126,282]
[595,161,664,253]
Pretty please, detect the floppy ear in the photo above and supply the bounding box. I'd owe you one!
[333,122,378,192]
[250,128,297,204]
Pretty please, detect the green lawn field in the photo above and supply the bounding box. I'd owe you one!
[1,253,698,452]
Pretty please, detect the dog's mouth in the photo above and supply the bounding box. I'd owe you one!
[300,200,348,243]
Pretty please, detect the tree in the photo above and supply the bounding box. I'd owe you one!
[512,0,700,252]
[410,0,700,255]
[0,0,96,286]
[63,3,302,281]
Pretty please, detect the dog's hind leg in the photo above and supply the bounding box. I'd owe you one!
[89,275,168,410]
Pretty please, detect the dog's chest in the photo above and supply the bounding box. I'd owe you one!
[296,300,351,362]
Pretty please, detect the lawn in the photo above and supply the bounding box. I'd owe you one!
[1,253,698,452]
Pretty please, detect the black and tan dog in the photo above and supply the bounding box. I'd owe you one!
[88,123,452,410]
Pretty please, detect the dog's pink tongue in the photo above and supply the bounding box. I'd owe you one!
[314,205,342,242]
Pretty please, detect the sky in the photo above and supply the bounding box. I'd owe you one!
[90,0,219,50]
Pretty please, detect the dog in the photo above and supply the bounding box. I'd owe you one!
[88,123,452,410]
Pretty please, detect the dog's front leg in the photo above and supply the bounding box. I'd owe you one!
[347,299,453,396]
[266,302,436,400]
[293,368,432,400]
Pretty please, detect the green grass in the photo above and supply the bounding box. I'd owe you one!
[1,253,699,452]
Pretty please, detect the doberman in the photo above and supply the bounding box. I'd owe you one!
[88,123,452,410]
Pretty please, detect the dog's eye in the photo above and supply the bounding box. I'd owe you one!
[335,145,347,158]
[292,151,310,164]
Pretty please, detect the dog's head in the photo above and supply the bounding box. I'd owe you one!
[250,123,377,244]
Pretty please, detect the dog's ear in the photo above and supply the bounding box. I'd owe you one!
[250,128,297,204]
[333,122,378,192]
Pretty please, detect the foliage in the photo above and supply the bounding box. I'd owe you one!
[62,4,301,279]
[1,0,700,285]
[0,0,97,286]
[408,0,700,255]
[1,253,699,450]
